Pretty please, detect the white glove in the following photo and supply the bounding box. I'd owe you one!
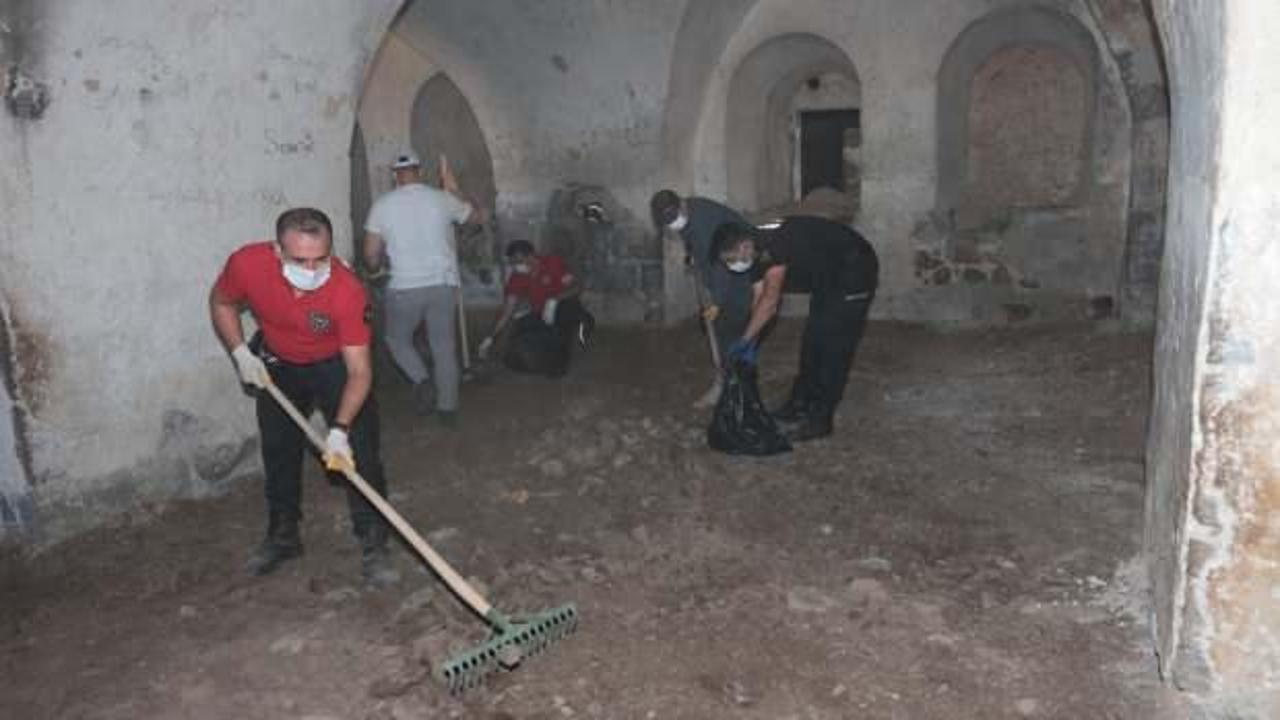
[231,344,268,388]
[323,427,354,473]
[541,298,559,325]
[477,336,494,360]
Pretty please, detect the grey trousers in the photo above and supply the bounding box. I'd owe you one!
[384,284,459,412]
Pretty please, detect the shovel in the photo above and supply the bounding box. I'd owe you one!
[261,379,578,691]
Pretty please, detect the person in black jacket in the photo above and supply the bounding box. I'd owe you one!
[651,189,754,407]
[710,216,878,441]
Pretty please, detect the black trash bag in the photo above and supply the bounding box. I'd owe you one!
[503,315,570,378]
[707,360,792,456]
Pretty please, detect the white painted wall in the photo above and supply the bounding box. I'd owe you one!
[394,0,689,233]
[357,32,440,200]
[0,0,401,539]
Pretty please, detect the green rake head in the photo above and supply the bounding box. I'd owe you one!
[438,604,579,693]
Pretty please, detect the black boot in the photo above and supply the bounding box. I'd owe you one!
[787,415,834,442]
[246,513,303,576]
[771,399,810,423]
[358,522,400,587]
[412,379,436,417]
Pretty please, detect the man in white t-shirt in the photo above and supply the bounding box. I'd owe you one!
[363,152,476,425]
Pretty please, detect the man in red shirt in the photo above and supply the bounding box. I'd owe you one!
[478,240,594,374]
[209,207,398,586]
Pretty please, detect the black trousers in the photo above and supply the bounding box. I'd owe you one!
[255,353,387,540]
[707,265,753,360]
[550,297,593,343]
[788,290,873,424]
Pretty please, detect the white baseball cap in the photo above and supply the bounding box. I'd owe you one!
[391,152,422,170]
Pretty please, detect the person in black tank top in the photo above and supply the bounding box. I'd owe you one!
[711,216,878,441]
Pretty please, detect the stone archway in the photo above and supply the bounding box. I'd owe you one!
[725,33,860,214]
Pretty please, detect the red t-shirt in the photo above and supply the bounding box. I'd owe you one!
[504,255,573,314]
[215,242,371,364]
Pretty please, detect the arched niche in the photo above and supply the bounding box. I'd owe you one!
[409,72,500,276]
[410,73,498,217]
[725,33,860,213]
[933,5,1131,305]
[937,5,1103,218]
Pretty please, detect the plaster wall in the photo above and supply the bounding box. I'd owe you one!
[357,33,440,200]
[1148,1,1280,709]
[0,0,401,540]
[390,0,689,322]
[393,0,686,231]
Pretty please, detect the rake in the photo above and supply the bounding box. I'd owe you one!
[262,380,578,692]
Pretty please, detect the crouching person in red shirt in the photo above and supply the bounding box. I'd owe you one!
[209,207,398,586]
[478,240,595,376]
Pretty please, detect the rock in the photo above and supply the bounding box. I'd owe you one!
[427,527,460,544]
[565,443,601,468]
[847,578,890,609]
[854,556,893,573]
[178,604,198,619]
[1015,698,1041,716]
[395,587,436,618]
[411,626,453,667]
[612,452,634,469]
[270,632,307,656]
[722,679,759,707]
[630,525,651,545]
[786,586,841,614]
[368,660,430,699]
[323,586,360,604]
[540,459,568,478]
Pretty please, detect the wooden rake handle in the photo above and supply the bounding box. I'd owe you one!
[261,380,493,616]
[692,273,723,370]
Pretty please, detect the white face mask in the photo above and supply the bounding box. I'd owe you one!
[667,213,688,232]
[282,261,331,291]
[511,263,532,275]
[727,258,754,274]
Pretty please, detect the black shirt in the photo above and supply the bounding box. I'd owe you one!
[753,216,878,295]
[680,197,749,286]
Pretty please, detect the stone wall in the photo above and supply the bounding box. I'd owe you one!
[663,0,1167,327]
[1148,1,1280,712]
[0,0,401,541]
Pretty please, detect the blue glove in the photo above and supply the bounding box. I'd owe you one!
[727,338,759,366]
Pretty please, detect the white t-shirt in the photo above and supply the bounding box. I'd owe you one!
[365,183,473,290]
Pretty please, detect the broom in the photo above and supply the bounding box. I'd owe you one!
[262,379,578,692]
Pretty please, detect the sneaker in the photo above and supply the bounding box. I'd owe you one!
[692,377,724,409]
[436,409,459,429]
[412,380,436,417]
[577,316,595,350]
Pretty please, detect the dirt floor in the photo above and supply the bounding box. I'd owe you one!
[0,319,1201,719]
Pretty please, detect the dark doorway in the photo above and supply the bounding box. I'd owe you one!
[799,108,860,197]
